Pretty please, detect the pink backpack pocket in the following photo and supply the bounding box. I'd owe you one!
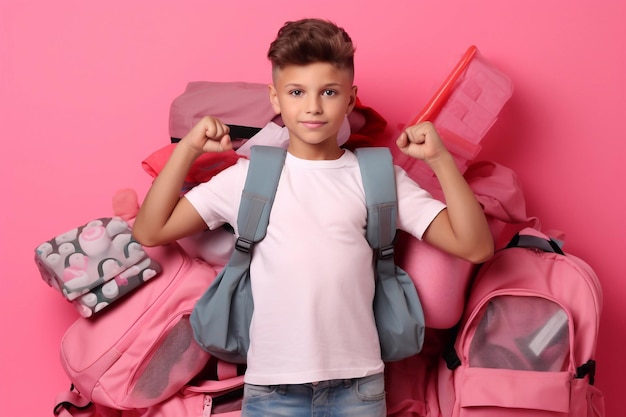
[123,372,244,417]
[452,295,573,416]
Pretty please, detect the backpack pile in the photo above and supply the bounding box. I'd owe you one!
[38,46,605,417]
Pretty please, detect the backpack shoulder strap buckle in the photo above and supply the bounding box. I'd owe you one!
[235,237,253,253]
[378,245,395,260]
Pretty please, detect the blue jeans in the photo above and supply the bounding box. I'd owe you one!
[241,373,386,417]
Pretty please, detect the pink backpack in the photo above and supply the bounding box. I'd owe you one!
[47,189,247,417]
[436,228,605,417]
[52,239,227,414]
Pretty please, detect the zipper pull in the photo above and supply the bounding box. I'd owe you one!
[203,394,212,416]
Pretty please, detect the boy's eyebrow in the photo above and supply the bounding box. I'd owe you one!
[283,82,344,89]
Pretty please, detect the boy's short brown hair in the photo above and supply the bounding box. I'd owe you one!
[267,18,355,79]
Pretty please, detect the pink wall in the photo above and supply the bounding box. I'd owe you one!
[1,1,624,415]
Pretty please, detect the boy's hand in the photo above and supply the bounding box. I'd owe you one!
[181,116,233,155]
[396,121,448,164]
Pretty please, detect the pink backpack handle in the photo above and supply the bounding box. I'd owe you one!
[506,227,565,254]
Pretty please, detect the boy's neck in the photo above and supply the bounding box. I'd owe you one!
[287,141,344,160]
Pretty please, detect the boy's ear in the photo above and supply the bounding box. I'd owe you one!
[347,85,358,114]
[268,84,281,114]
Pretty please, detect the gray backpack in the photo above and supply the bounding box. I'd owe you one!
[190,145,425,363]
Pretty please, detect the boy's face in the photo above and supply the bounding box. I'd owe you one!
[269,62,357,158]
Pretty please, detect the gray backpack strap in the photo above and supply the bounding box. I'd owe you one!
[225,145,286,283]
[355,147,426,362]
[354,147,398,266]
[190,145,286,363]
[235,145,287,253]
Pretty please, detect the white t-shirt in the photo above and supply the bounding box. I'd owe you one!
[185,150,445,385]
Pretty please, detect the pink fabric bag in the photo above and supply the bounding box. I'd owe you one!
[169,81,280,143]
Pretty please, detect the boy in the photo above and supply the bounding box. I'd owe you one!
[133,18,493,417]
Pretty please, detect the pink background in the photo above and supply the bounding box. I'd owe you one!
[1,1,624,415]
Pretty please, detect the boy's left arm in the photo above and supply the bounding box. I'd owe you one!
[396,122,494,263]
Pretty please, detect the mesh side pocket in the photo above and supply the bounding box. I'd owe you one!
[469,296,569,372]
[131,316,210,403]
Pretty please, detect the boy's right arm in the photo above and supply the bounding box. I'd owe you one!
[132,116,232,247]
